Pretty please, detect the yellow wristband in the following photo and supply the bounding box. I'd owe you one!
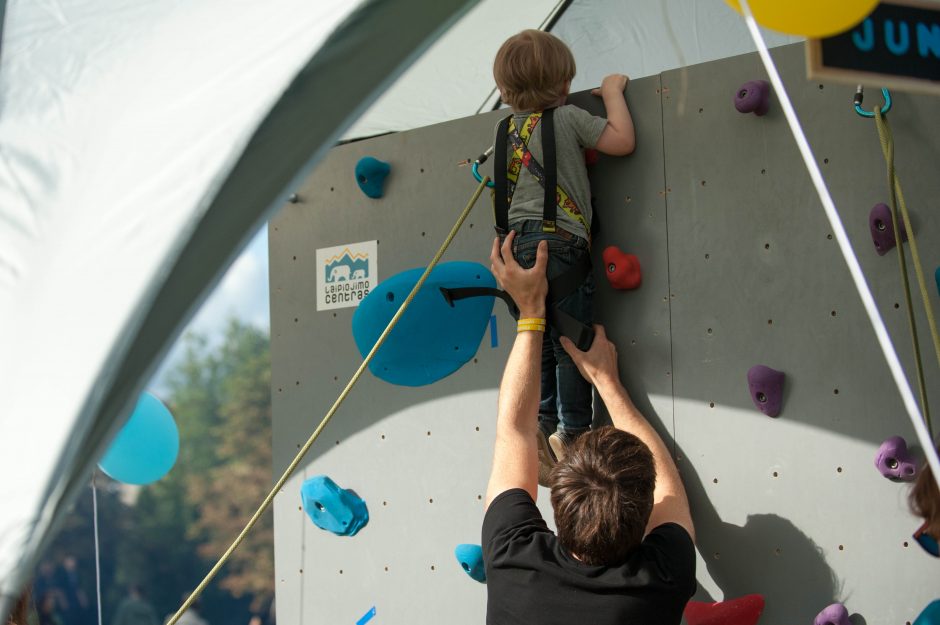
[518,318,547,326]
[517,318,547,333]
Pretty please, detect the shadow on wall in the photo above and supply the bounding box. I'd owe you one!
[596,394,839,624]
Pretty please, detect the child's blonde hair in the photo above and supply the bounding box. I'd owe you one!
[493,30,575,111]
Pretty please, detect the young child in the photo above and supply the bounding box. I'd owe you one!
[492,30,635,485]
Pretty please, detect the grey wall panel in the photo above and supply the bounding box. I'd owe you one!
[270,76,672,624]
[663,44,939,623]
[271,42,938,625]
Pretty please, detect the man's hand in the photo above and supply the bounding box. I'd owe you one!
[490,231,548,318]
[559,324,621,389]
[591,73,629,97]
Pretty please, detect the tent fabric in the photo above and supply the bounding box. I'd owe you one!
[344,0,570,140]
[0,0,479,607]
[347,0,799,139]
[0,0,803,611]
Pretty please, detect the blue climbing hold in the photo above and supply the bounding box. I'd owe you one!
[300,475,369,537]
[915,600,940,625]
[935,266,940,298]
[351,261,496,386]
[454,544,486,583]
[355,156,391,199]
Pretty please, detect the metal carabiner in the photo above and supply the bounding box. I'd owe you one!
[471,146,495,188]
[854,85,892,118]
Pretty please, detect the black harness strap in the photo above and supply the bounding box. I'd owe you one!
[494,116,511,232]
[439,254,595,351]
[541,107,557,233]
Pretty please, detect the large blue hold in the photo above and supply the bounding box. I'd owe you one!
[355,156,391,199]
[454,544,486,583]
[915,600,940,625]
[300,475,369,537]
[352,261,496,386]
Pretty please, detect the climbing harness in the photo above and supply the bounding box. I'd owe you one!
[494,109,589,236]
[737,0,940,492]
[165,176,491,625]
[869,100,938,438]
[456,107,596,351]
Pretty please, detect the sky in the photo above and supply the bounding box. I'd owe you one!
[150,225,270,390]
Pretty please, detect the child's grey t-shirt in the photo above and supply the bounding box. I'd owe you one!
[495,104,607,239]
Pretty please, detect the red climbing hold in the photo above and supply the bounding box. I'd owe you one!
[684,594,765,625]
[584,148,599,166]
[603,246,641,290]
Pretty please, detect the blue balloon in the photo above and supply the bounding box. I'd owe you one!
[99,392,179,485]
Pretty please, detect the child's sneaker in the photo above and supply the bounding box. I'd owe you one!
[548,431,579,463]
[536,428,558,487]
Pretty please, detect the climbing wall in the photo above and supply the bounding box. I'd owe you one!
[270,43,940,625]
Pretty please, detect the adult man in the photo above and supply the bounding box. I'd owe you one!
[483,232,696,624]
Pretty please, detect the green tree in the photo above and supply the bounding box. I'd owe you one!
[187,320,274,613]
[36,319,273,623]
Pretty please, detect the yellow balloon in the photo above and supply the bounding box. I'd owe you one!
[725,0,880,38]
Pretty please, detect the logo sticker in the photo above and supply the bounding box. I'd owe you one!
[316,241,378,311]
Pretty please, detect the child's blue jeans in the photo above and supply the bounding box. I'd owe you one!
[503,220,595,439]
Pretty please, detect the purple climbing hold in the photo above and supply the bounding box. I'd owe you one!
[747,365,785,417]
[869,202,908,256]
[814,603,850,625]
[734,80,770,116]
[874,435,918,481]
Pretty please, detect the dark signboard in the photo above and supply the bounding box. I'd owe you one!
[807,0,940,95]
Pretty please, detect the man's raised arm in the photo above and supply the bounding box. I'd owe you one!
[560,327,695,541]
[484,232,548,509]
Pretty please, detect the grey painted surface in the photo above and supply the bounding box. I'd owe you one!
[662,45,939,622]
[270,44,939,624]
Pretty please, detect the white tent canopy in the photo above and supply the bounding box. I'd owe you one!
[0,0,481,606]
[0,0,802,610]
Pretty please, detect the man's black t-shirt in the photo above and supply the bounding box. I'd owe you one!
[482,489,696,625]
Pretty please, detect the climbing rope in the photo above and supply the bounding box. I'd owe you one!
[872,107,938,439]
[166,176,491,625]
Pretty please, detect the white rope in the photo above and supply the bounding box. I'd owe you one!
[738,0,940,489]
[92,475,103,625]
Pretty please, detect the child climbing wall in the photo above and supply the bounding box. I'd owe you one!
[269,43,940,625]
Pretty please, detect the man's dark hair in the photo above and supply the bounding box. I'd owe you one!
[550,426,656,565]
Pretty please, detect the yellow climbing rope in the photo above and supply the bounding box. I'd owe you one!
[166,175,491,625]
[873,108,937,438]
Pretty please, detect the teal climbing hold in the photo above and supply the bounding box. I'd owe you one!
[915,599,940,625]
[935,266,939,298]
[351,261,496,386]
[300,475,369,537]
[355,157,391,199]
[454,544,486,583]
